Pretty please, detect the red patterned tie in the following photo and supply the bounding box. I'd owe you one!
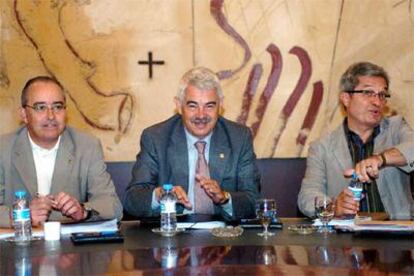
[194,141,214,214]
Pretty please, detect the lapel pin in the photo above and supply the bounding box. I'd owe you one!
[219,153,225,159]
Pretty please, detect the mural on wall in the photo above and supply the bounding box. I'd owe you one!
[0,0,413,161]
[14,0,134,137]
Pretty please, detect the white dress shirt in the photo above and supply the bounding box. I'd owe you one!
[28,134,60,196]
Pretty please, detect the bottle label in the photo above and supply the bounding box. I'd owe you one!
[13,209,30,221]
[161,201,176,214]
[348,187,362,201]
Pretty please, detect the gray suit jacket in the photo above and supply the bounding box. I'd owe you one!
[0,126,123,227]
[298,115,414,219]
[124,114,261,220]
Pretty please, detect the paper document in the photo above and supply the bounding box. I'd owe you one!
[352,220,414,232]
[61,219,118,235]
[313,218,356,227]
[0,219,118,240]
[313,216,372,227]
[0,229,43,240]
[177,221,226,230]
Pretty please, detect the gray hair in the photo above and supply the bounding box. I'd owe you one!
[339,62,390,92]
[176,67,224,103]
[21,76,65,107]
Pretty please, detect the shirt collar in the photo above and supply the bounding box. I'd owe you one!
[184,128,213,148]
[343,117,380,145]
[28,133,61,153]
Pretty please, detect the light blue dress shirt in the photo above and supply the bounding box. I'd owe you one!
[151,129,233,216]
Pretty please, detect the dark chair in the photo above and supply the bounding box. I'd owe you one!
[106,161,134,205]
[106,158,307,218]
[256,158,306,217]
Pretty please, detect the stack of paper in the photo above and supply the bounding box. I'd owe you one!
[0,219,119,240]
[352,220,414,232]
[177,221,226,230]
[61,219,118,235]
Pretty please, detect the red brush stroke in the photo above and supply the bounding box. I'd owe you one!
[236,63,263,125]
[296,81,324,148]
[251,44,282,137]
[270,46,311,155]
[210,0,251,80]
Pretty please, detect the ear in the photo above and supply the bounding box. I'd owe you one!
[174,97,182,115]
[339,92,350,109]
[19,107,28,124]
[218,98,224,114]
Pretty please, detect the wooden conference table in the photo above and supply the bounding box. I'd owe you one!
[1,217,413,275]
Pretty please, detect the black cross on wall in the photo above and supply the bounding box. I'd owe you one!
[138,51,165,79]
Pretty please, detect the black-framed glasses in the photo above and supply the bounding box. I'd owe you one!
[24,102,66,113]
[346,90,390,101]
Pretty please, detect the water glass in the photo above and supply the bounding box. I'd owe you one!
[255,199,277,237]
[314,195,335,234]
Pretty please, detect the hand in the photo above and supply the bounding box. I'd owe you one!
[53,192,85,221]
[344,155,383,183]
[195,175,227,204]
[154,186,192,210]
[172,186,192,210]
[30,195,55,226]
[334,188,359,217]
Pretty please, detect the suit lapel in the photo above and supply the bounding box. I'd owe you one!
[12,128,38,197]
[50,129,75,195]
[373,119,390,193]
[209,122,230,185]
[167,122,189,192]
[331,125,353,172]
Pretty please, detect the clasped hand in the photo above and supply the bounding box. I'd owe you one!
[30,192,86,226]
[155,175,227,210]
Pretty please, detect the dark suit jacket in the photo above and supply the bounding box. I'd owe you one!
[0,126,123,227]
[124,114,261,220]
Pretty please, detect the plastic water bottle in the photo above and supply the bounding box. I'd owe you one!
[348,172,363,201]
[12,190,32,241]
[160,184,177,234]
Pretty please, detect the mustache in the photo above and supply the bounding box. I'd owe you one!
[42,120,59,126]
[191,117,212,124]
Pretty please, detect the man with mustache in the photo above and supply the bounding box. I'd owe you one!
[0,76,122,227]
[298,62,414,219]
[124,67,260,220]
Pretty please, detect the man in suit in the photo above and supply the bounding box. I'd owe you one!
[124,67,260,221]
[298,62,414,219]
[0,76,122,227]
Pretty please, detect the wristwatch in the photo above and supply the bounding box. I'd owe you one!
[81,203,97,220]
[220,191,231,205]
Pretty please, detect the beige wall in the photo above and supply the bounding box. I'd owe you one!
[0,0,413,161]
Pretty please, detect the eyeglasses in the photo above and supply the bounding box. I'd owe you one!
[24,102,66,113]
[346,90,390,101]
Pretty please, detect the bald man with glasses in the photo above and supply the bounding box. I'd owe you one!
[0,76,122,227]
[298,62,414,220]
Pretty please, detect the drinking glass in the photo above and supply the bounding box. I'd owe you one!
[314,195,335,234]
[255,199,277,237]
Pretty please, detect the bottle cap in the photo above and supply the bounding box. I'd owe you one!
[15,190,26,198]
[351,171,358,181]
[163,184,173,191]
